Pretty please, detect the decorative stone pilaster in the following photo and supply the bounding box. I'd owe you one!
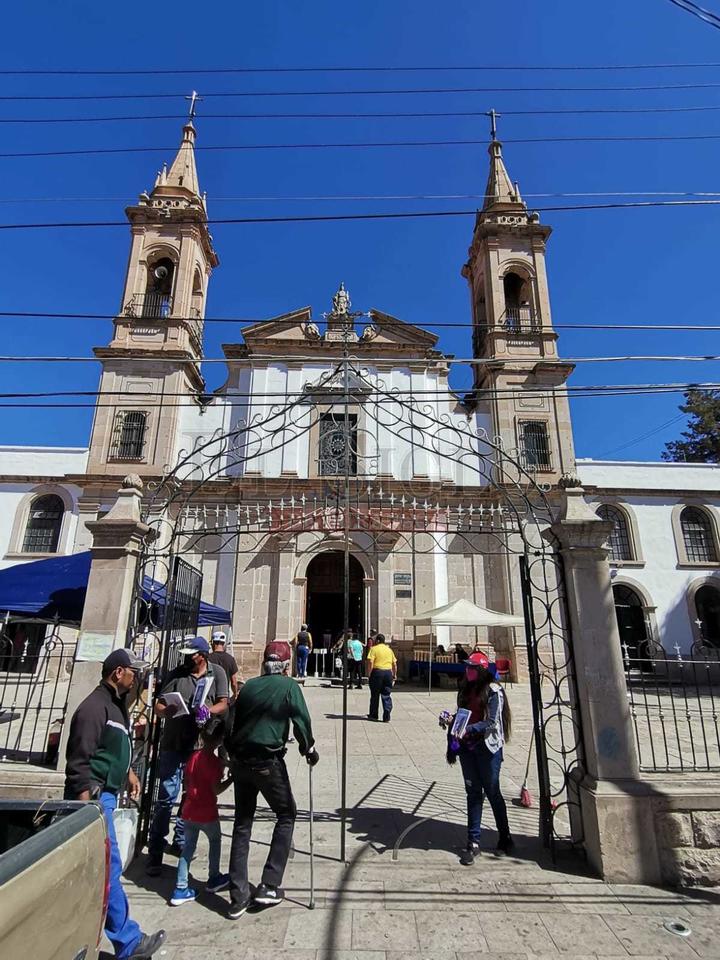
[550,477,661,882]
[58,476,151,771]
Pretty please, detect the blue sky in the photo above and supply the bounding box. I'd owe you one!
[0,0,719,460]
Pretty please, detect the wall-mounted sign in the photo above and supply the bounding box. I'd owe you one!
[76,632,116,662]
[393,573,412,586]
[396,589,412,599]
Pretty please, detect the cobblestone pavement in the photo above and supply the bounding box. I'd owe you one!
[112,682,720,960]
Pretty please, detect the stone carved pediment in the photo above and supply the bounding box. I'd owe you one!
[366,309,439,348]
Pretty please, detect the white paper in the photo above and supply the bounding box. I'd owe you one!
[162,692,189,716]
[192,675,214,709]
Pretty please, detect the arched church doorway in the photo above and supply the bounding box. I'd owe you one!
[305,551,364,655]
[695,583,720,648]
[613,583,651,668]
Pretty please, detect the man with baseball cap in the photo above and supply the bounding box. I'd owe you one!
[226,640,319,918]
[146,636,228,876]
[64,648,166,959]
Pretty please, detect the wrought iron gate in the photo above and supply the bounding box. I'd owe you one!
[130,556,203,845]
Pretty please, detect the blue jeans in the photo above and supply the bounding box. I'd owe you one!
[368,669,393,720]
[148,749,186,863]
[100,792,142,958]
[458,744,510,843]
[296,645,310,678]
[176,819,222,889]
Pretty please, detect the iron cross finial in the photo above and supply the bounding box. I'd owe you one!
[488,109,500,141]
[185,90,203,120]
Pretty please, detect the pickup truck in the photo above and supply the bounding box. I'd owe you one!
[0,799,109,960]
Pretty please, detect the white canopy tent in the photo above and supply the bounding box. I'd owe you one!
[404,598,525,693]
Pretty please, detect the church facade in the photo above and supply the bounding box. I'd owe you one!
[0,121,718,674]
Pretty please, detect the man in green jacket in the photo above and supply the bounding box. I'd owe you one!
[226,640,318,918]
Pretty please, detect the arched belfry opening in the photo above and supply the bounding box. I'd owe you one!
[143,255,175,318]
[502,271,533,332]
[305,551,364,646]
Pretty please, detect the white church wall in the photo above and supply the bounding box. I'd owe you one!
[579,460,720,656]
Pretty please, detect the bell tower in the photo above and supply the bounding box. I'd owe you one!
[87,116,219,476]
[462,117,575,480]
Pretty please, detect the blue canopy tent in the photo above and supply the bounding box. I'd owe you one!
[0,551,231,628]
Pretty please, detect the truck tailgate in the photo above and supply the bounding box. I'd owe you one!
[0,802,107,960]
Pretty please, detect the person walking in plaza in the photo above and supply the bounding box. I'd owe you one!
[454,651,514,865]
[226,640,319,919]
[347,630,364,689]
[64,648,166,960]
[208,630,240,739]
[146,637,228,876]
[366,632,397,722]
[170,725,233,906]
[292,623,313,679]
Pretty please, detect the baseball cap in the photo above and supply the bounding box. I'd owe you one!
[263,641,292,662]
[466,651,490,670]
[178,636,210,656]
[211,631,227,645]
[102,648,149,674]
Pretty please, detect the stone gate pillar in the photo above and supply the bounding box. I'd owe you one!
[58,475,150,770]
[549,476,661,882]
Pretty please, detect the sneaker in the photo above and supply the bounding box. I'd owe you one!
[227,897,251,920]
[127,929,167,958]
[206,872,230,893]
[495,834,515,856]
[459,842,481,866]
[366,715,379,722]
[170,887,197,907]
[382,717,391,723]
[253,883,284,906]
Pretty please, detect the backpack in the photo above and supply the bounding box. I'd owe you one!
[297,630,310,647]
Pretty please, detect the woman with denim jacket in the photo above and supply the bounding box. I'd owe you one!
[454,651,514,865]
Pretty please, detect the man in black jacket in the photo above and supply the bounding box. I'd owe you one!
[65,648,166,960]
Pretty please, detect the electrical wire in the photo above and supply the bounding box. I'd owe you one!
[2,199,720,231]
[7,82,720,101]
[666,0,720,31]
[0,354,716,365]
[596,413,688,457]
[0,310,717,332]
[8,104,720,122]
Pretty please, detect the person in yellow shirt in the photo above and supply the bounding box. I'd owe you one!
[366,633,397,723]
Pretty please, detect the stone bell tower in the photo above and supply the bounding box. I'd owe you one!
[87,117,219,476]
[461,119,575,481]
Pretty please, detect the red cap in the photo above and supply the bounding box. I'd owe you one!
[263,641,292,662]
[466,651,489,670]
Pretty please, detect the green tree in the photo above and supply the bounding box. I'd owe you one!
[662,389,720,463]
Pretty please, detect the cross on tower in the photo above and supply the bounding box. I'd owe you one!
[488,108,501,141]
[185,90,203,120]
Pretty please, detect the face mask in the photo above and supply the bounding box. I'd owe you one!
[465,667,479,684]
[183,654,195,669]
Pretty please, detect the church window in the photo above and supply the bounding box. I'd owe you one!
[318,413,358,476]
[22,494,63,554]
[695,584,720,647]
[503,272,536,333]
[680,507,718,563]
[143,256,174,318]
[518,421,551,470]
[110,410,148,461]
[597,504,634,562]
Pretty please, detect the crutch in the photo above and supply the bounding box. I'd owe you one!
[308,763,316,909]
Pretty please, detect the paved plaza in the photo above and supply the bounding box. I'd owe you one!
[114,682,720,960]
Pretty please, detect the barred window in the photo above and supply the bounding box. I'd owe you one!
[519,421,551,470]
[318,413,357,476]
[597,504,634,562]
[110,410,148,461]
[22,494,63,553]
[680,507,718,563]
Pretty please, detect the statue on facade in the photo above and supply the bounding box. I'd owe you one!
[332,282,350,317]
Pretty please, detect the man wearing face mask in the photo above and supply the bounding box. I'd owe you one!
[146,637,228,876]
[65,648,167,960]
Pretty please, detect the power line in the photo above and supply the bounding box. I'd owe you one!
[8,133,720,161]
[667,0,720,31]
[6,61,720,75]
[6,82,720,101]
[1,199,720,231]
[0,310,718,332]
[8,104,720,123]
[596,413,687,457]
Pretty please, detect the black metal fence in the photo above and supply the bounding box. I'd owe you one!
[0,620,75,766]
[624,649,720,773]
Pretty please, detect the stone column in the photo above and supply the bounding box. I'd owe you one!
[58,475,150,771]
[549,476,661,882]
